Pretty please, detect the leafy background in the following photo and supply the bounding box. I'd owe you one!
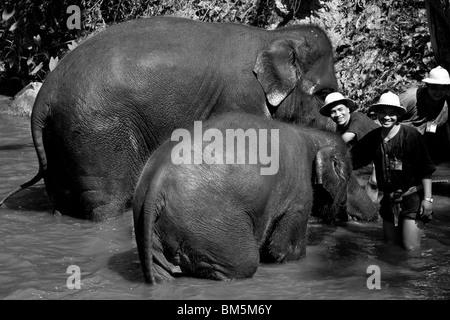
[0,0,436,112]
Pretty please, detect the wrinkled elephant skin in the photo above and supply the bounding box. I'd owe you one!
[133,112,353,283]
[29,16,339,220]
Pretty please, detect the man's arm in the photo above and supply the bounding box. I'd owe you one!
[420,177,433,218]
[341,132,356,145]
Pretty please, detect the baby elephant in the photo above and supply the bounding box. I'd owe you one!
[133,112,352,284]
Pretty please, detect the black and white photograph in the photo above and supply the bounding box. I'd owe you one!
[0,0,449,305]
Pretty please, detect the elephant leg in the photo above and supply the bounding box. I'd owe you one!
[47,118,150,221]
[47,155,137,221]
[78,179,131,221]
[46,168,132,221]
[148,233,182,283]
[168,214,260,280]
[260,206,309,263]
[44,167,79,217]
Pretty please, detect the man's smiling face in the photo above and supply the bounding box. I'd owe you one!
[330,104,351,127]
[376,106,400,129]
[427,84,450,101]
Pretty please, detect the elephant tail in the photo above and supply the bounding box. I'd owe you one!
[30,90,50,175]
[138,188,161,284]
[133,155,171,284]
[0,92,49,207]
[0,170,44,206]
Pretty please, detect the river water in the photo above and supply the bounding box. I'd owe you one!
[1,110,449,300]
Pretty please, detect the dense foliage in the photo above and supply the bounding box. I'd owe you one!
[306,0,434,110]
[0,0,436,112]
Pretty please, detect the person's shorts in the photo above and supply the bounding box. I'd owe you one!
[379,191,432,223]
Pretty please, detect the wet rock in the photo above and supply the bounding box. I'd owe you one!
[8,82,43,117]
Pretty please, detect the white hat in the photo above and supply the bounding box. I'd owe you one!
[319,92,356,117]
[369,91,406,115]
[422,66,450,85]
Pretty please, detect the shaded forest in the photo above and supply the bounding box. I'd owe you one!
[0,0,445,111]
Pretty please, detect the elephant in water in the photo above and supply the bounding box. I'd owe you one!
[133,112,360,283]
[2,16,363,221]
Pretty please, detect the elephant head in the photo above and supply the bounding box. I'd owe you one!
[311,148,379,223]
[312,145,352,223]
[253,27,338,131]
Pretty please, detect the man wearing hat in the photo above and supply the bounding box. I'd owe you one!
[320,92,379,147]
[351,92,435,250]
[399,66,450,162]
[320,92,380,202]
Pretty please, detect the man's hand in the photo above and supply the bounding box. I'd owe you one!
[420,199,433,220]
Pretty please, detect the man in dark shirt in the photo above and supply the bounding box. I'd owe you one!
[320,92,380,202]
[351,92,435,250]
[320,92,380,147]
[399,66,450,162]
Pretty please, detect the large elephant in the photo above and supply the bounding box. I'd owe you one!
[5,16,341,221]
[133,112,353,283]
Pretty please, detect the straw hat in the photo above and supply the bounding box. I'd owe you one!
[369,91,406,116]
[319,92,356,117]
[422,66,450,85]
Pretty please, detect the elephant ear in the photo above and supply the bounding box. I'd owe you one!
[253,39,300,107]
[315,145,348,199]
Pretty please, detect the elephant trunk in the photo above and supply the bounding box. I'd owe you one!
[346,173,380,221]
